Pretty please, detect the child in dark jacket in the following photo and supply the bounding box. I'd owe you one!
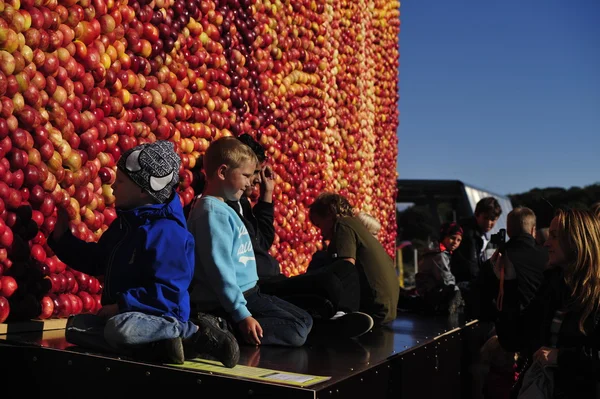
[49,141,239,367]
[415,222,465,314]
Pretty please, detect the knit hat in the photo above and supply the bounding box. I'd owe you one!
[117,141,181,204]
[440,222,463,240]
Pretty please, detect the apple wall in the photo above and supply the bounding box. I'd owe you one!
[0,0,399,321]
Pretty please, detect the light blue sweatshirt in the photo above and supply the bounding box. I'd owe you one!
[187,196,258,323]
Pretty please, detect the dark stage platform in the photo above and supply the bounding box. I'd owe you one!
[0,312,485,399]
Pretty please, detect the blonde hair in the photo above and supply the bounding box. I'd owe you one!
[357,212,381,236]
[591,202,600,218]
[203,137,258,177]
[555,208,600,333]
[506,207,536,237]
[309,192,354,220]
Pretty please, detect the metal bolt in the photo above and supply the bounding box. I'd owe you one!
[196,379,202,384]
[248,389,254,395]
[145,371,151,377]
[349,368,354,371]
[67,360,72,366]
[105,367,110,372]
[32,356,37,362]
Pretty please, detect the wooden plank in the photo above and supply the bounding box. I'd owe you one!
[0,318,68,334]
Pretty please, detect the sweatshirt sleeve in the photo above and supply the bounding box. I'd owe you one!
[190,208,251,323]
[118,223,195,321]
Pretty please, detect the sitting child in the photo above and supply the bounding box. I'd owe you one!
[415,222,465,314]
[187,137,312,347]
[309,192,400,325]
[49,141,239,367]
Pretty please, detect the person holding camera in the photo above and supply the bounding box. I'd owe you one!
[470,208,548,399]
[478,207,549,321]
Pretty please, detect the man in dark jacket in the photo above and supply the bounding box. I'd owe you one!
[478,207,548,321]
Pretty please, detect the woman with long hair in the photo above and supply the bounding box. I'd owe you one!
[494,208,600,398]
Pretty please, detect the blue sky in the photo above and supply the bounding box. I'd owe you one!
[397,0,600,195]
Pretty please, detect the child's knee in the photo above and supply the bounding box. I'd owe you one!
[287,319,312,347]
[104,314,135,346]
[286,331,308,347]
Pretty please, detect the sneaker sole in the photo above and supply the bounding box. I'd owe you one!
[329,311,374,339]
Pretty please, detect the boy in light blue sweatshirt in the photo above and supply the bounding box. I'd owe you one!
[188,137,312,347]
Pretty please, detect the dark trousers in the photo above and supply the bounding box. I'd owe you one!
[259,260,361,318]
[203,288,313,347]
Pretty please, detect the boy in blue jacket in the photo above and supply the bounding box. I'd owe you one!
[188,137,312,347]
[49,140,239,367]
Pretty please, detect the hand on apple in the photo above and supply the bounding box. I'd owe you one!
[52,206,70,241]
[259,165,275,203]
[97,303,119,319]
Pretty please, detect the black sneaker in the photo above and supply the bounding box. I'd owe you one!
[186,314,240,368]
[313,311,374,339]
[134,338,185,365]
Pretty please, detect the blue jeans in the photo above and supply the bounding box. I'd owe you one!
[245,290,313,347]
[66,312,198,354]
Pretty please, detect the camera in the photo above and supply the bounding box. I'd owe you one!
[490,228,506,252]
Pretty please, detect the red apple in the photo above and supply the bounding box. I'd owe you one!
[88,277,100,295]
[78,291,94,313]
[0,296,9,323]
[39,295,54,319]
[57,293,73,317]
[0,275,17,298]
[30,243,46,262]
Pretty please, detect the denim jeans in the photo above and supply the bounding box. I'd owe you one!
[66,312,198,354]
[245,290,313,347]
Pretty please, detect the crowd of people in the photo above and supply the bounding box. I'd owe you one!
[410,195,600,399]
[47,134,600,398]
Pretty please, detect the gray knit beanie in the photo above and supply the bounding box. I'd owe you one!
[117,141,181,204]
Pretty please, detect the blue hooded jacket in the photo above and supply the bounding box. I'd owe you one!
[49,193,195,322]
